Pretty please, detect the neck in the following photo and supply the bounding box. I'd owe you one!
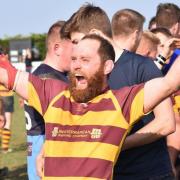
[99,34,124,62]
[43,55,65,72]
[113,35,136,52]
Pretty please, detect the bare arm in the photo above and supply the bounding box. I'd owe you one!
[123,56,180,150]
[122,98,175,150]
[0,55,29,100]
[143,56,180,114]
[36,144,45,178]
[14,71,29,100]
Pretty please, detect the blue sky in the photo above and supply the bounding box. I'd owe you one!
[0,0,179,38]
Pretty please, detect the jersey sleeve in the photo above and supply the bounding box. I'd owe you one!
[113,84,145,127]
[129,87,144,126]
[28,74,67,116]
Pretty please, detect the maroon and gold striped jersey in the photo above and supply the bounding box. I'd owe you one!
[28,74,144,180]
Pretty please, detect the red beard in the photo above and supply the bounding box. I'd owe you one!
[69,65,105,103]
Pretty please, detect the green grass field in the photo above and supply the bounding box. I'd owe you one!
[0,95,28,180]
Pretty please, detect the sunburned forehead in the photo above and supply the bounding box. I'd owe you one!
[72,38,100,57]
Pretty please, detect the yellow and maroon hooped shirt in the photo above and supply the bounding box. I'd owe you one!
[28,74,144,180]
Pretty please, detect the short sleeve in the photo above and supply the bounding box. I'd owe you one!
[28,74,67,115]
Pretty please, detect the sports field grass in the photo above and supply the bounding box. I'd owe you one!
[0,94,28,180]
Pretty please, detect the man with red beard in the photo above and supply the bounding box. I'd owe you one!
[0,34,180,179]
[69,60,105,103]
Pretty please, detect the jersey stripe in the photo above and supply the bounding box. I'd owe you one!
[129,89,144,125]
[53,96,116,115]
[28,76,145,179]
[112,84,144,124]
[43,177,104,180]
[45,141,118,162]
[28,82,42,115]
[44,108,129,129]
[45,123,126,146]
[44,157,112,179]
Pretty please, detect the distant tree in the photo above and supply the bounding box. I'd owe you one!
[0,33,46,60]
[0,38,9,53]
[31,33,46,60]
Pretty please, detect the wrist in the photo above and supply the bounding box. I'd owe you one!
[155,54,166,66]
[7,64,18,90]
[0,56,18,90]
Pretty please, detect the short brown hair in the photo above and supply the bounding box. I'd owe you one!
[141,31,160,46]
[61,3,112,39]
[111,9,145,36]
[46,20,65,49]
[82,34,115,62]
[156,3,180,29]
[148,16,156,30]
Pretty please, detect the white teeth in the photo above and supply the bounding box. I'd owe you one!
[75,73,82,76]
[75,73,84,79]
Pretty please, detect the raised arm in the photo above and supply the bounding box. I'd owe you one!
[144,56,180,113]
[0,55,29,100]
[122,98,175,150]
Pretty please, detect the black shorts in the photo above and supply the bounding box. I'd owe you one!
[1,96,14,112]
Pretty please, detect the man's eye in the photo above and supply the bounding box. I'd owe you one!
[71,57,76,61]
[160,44,164,48]
[72,40,79,44]
[82,59,89,62]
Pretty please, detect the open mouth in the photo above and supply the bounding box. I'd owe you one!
[75,74,87,89]
[76,74,85,81]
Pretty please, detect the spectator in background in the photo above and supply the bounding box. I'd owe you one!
[155,3,180,37]
[0,83,14,153]
[0,97,5,129]
[151,27,173,69]
[111,8,145,52]
[25,48,32,73]
[62,4,175,179]
[151,27,172,56]
[24,21,72,180]
[136,31,160,59]
[148,16,157,30]
[0,98,8,178]
[0,55,14,155]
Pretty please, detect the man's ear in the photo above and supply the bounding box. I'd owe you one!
[132,29,141,41]
[104,60,114,75]
[54,43,61,56]
[89,29,103,36]
[170,22,179,36]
